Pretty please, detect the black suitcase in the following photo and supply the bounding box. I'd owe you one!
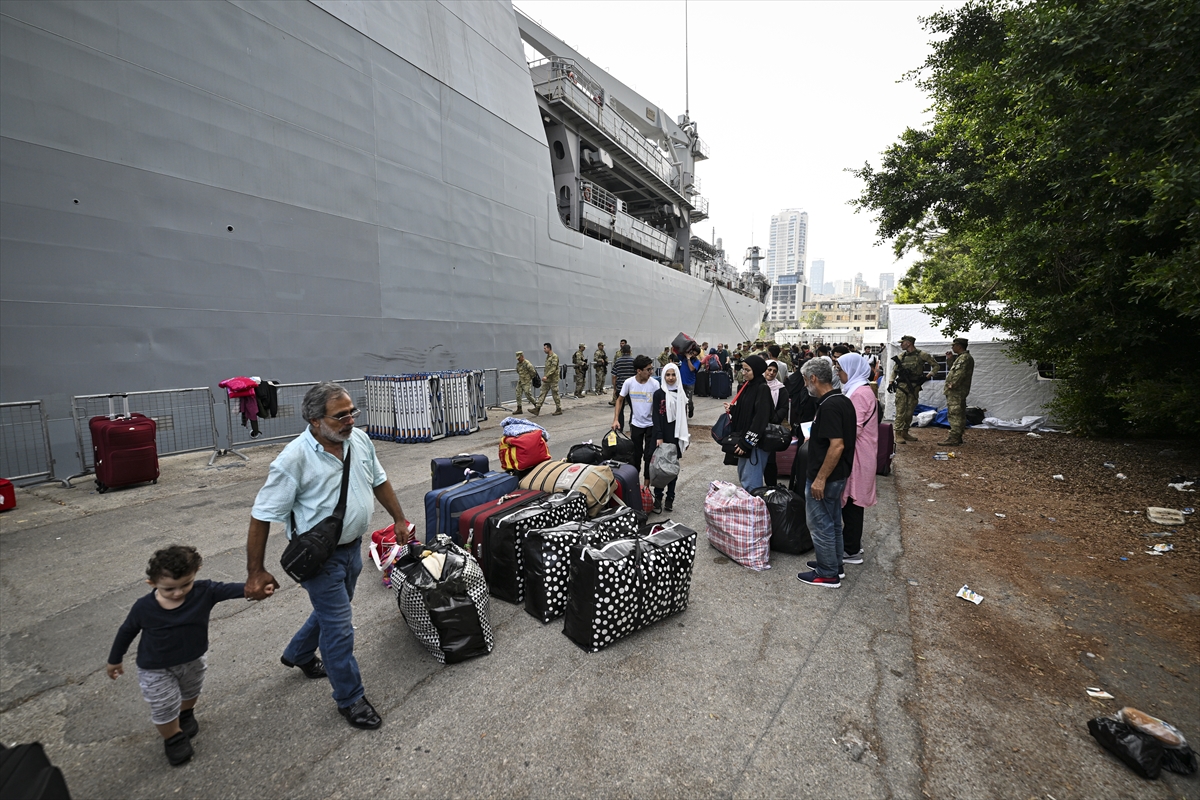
[695,370,710,397]
[709,370,732,399]
[430,454,489,490]
[0,743,72,800]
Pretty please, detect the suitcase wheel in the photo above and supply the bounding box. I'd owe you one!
[152,479,158,485]
[95,480,108,494]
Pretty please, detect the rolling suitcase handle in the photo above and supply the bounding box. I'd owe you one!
[106,393,132,420]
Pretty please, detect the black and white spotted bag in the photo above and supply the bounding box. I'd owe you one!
[487,491,588,605]
[522,506,643,624]
[563,520,698,652]
[390,535,494,664]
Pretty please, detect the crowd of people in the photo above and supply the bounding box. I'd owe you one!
[105,335,978,765]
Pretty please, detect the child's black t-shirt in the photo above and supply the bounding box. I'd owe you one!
[108,580,245,669]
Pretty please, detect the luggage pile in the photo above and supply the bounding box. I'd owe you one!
[390,453,698,662]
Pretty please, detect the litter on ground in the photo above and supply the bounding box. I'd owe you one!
[1115,473,1127,480]
[956,585,984,605]
[1087,688,1115,699]
[1053,474,1065,481]
[1146,507,1186,526]
[1168,481,1195,492]
[995,513,1006,518]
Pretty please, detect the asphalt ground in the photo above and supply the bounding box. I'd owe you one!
[0,391,920,799]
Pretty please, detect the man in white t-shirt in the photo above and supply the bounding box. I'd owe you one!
[612,354,660,484]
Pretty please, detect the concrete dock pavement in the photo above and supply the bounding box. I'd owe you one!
[0,392,921,799]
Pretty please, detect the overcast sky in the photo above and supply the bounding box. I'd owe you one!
[515,0,961,288]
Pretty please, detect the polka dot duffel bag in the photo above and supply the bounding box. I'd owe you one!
[390,535,494,664]
[521,505,644,624]
[484,491,590,605]
[562,520,698,653]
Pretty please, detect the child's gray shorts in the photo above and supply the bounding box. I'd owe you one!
[137,655,207,725]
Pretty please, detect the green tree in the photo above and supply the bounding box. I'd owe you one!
[800,311,827,329]
[855,0,1200,436]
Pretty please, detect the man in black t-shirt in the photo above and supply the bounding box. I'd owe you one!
[797,357,857,588]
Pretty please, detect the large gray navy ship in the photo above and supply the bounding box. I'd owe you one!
[0,1,765,466]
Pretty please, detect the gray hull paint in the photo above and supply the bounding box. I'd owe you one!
[0,1,761,454]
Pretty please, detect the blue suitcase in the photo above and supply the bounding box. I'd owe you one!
[709,370,732,399]
[430,454,489,490]
[424,471,519,543]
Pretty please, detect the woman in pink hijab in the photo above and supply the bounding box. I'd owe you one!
[835,353,878,565]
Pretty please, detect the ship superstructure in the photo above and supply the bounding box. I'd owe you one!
[0,1,764,473]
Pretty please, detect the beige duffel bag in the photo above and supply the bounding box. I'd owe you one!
[519,460,614,517]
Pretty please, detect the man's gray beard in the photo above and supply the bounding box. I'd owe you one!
[320,420,352,443]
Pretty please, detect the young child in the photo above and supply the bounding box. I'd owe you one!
[106,545,245,766]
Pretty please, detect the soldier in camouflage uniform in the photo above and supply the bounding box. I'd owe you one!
[514,351,537,414]
[889,335,940,443]
[572,344,588,398]
[939,338,975,446]
[593,342,608,396]
[657,347,671,371]
[533,342,562,416]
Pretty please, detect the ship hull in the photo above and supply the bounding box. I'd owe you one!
[0,0,762,467]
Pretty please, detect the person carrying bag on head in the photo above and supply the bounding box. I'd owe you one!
[723,355,774,492]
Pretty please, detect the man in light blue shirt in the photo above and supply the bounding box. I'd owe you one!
[245,382,412,730]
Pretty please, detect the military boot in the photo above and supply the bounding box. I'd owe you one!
[514,406,523,415]
[902,432,920,443]
[552,408,562,416]
[531,406,540,416]
[938,435,963,446]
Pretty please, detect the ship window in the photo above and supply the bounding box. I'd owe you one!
[554,141,565,160]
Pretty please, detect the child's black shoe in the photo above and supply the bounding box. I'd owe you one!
[180,708,198,739]
[164,731,193,766]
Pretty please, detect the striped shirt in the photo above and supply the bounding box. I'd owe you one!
[611,355,637,386]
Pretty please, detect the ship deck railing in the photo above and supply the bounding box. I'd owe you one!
[530,58,680,197]
[579,180,677,262]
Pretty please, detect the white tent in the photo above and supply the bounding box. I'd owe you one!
[882,304,1059,424]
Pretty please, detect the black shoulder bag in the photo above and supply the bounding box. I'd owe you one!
[280,444,352,583]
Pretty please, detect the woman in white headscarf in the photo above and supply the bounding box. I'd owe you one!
[835,352,878,566]
[651,363,690,513]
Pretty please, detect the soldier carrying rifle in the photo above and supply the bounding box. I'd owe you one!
[888,335,939,443]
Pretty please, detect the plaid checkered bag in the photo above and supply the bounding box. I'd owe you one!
[703,480,771,571]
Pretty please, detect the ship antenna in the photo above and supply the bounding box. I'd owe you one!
[684,0,689,118]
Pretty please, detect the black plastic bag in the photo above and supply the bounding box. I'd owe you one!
[1088,716,1163,779]
[392,537,493,664]
[751,486,812,554]
[567,442,605,464]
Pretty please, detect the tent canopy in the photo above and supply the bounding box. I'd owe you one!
[883,304,1058,423]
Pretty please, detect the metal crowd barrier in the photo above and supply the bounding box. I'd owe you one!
[0,400,57,486]
[365,374,447,443]
[439,370,487,436]
[68,388,221,484]
[223,378,366,458]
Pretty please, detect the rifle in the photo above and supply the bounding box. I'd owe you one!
[887,355,929,395]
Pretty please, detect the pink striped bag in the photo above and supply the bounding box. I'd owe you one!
[703,481,772,571]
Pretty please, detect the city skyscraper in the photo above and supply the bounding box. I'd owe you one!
[879,272,895,292]
[809,259,825,295]
[765,209,808,282]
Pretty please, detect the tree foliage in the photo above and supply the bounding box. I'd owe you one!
[855,0,1200,437]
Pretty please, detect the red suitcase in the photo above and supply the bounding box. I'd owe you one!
[877,422,895,476]
[0,478,15,511]
[89,396,159,492]
[775,438,800,478]
[457,489,545,561]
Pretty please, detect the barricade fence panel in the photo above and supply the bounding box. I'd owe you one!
[0,401,56,484]
[225,379,366,451]
[71,388,220,475]
[365,374,447,443]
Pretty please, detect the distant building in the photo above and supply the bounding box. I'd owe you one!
[879,272,895,292]
[809,259,825,295]
[768,273,807,322]
[798,297,883,332]
[833,279,854,296]
[822,281,834,296]
[765,209,808,282]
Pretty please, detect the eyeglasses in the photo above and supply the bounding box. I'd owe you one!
[325,408,361,422]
